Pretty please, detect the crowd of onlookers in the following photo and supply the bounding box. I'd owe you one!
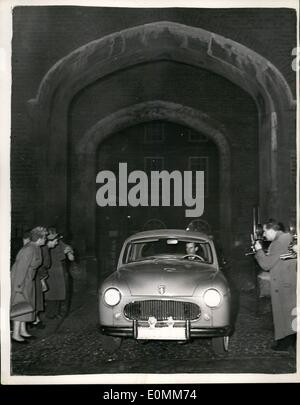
[10,226,74,344]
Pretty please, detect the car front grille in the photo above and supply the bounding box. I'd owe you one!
[124,300,200,321]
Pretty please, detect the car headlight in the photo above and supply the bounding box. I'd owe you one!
[103,288,121,306]
[203,288,222,307]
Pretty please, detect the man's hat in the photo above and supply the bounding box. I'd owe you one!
[47,232,59,240]
[47,226,63,241]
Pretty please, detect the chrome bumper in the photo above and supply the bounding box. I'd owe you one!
[100,321,232,339]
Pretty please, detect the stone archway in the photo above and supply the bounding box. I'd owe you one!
[27,21,296,245]
[72,101,231,255]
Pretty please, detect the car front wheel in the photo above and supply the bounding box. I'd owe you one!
[212,336,229,354]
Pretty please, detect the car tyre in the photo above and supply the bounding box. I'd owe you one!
[101,335,123,354]
[212,336,229,354]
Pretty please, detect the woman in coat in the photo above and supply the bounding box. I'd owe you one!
[10,226,47,343]
[254,220,296,351]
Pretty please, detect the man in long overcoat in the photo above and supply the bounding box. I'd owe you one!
[31,244,51,328]
[45,229,74,318]
[254,220,296,351]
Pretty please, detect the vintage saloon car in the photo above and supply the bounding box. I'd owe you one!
[98,229,232,353]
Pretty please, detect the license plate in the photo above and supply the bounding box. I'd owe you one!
[137,326,187,340]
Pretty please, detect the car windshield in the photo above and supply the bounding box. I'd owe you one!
[123,238,213,264]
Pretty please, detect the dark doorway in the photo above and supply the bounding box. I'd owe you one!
[96,121,219,279]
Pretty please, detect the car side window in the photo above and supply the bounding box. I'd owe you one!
[123,243,131,263]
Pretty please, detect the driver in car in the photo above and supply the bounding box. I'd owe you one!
[185,242,199,259]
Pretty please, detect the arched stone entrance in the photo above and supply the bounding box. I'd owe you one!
[27,21,296,256]
[73,101,230,255]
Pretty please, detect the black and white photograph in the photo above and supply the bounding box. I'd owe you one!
[0,0,299,385]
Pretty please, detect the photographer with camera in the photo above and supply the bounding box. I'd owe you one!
[254,219,297,351]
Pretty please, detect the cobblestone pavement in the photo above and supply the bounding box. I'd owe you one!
[10,288,296,376]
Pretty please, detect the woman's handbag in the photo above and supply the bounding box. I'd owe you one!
[10,292,34,318]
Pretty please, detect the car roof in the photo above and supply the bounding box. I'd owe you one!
[124,229,212,243]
